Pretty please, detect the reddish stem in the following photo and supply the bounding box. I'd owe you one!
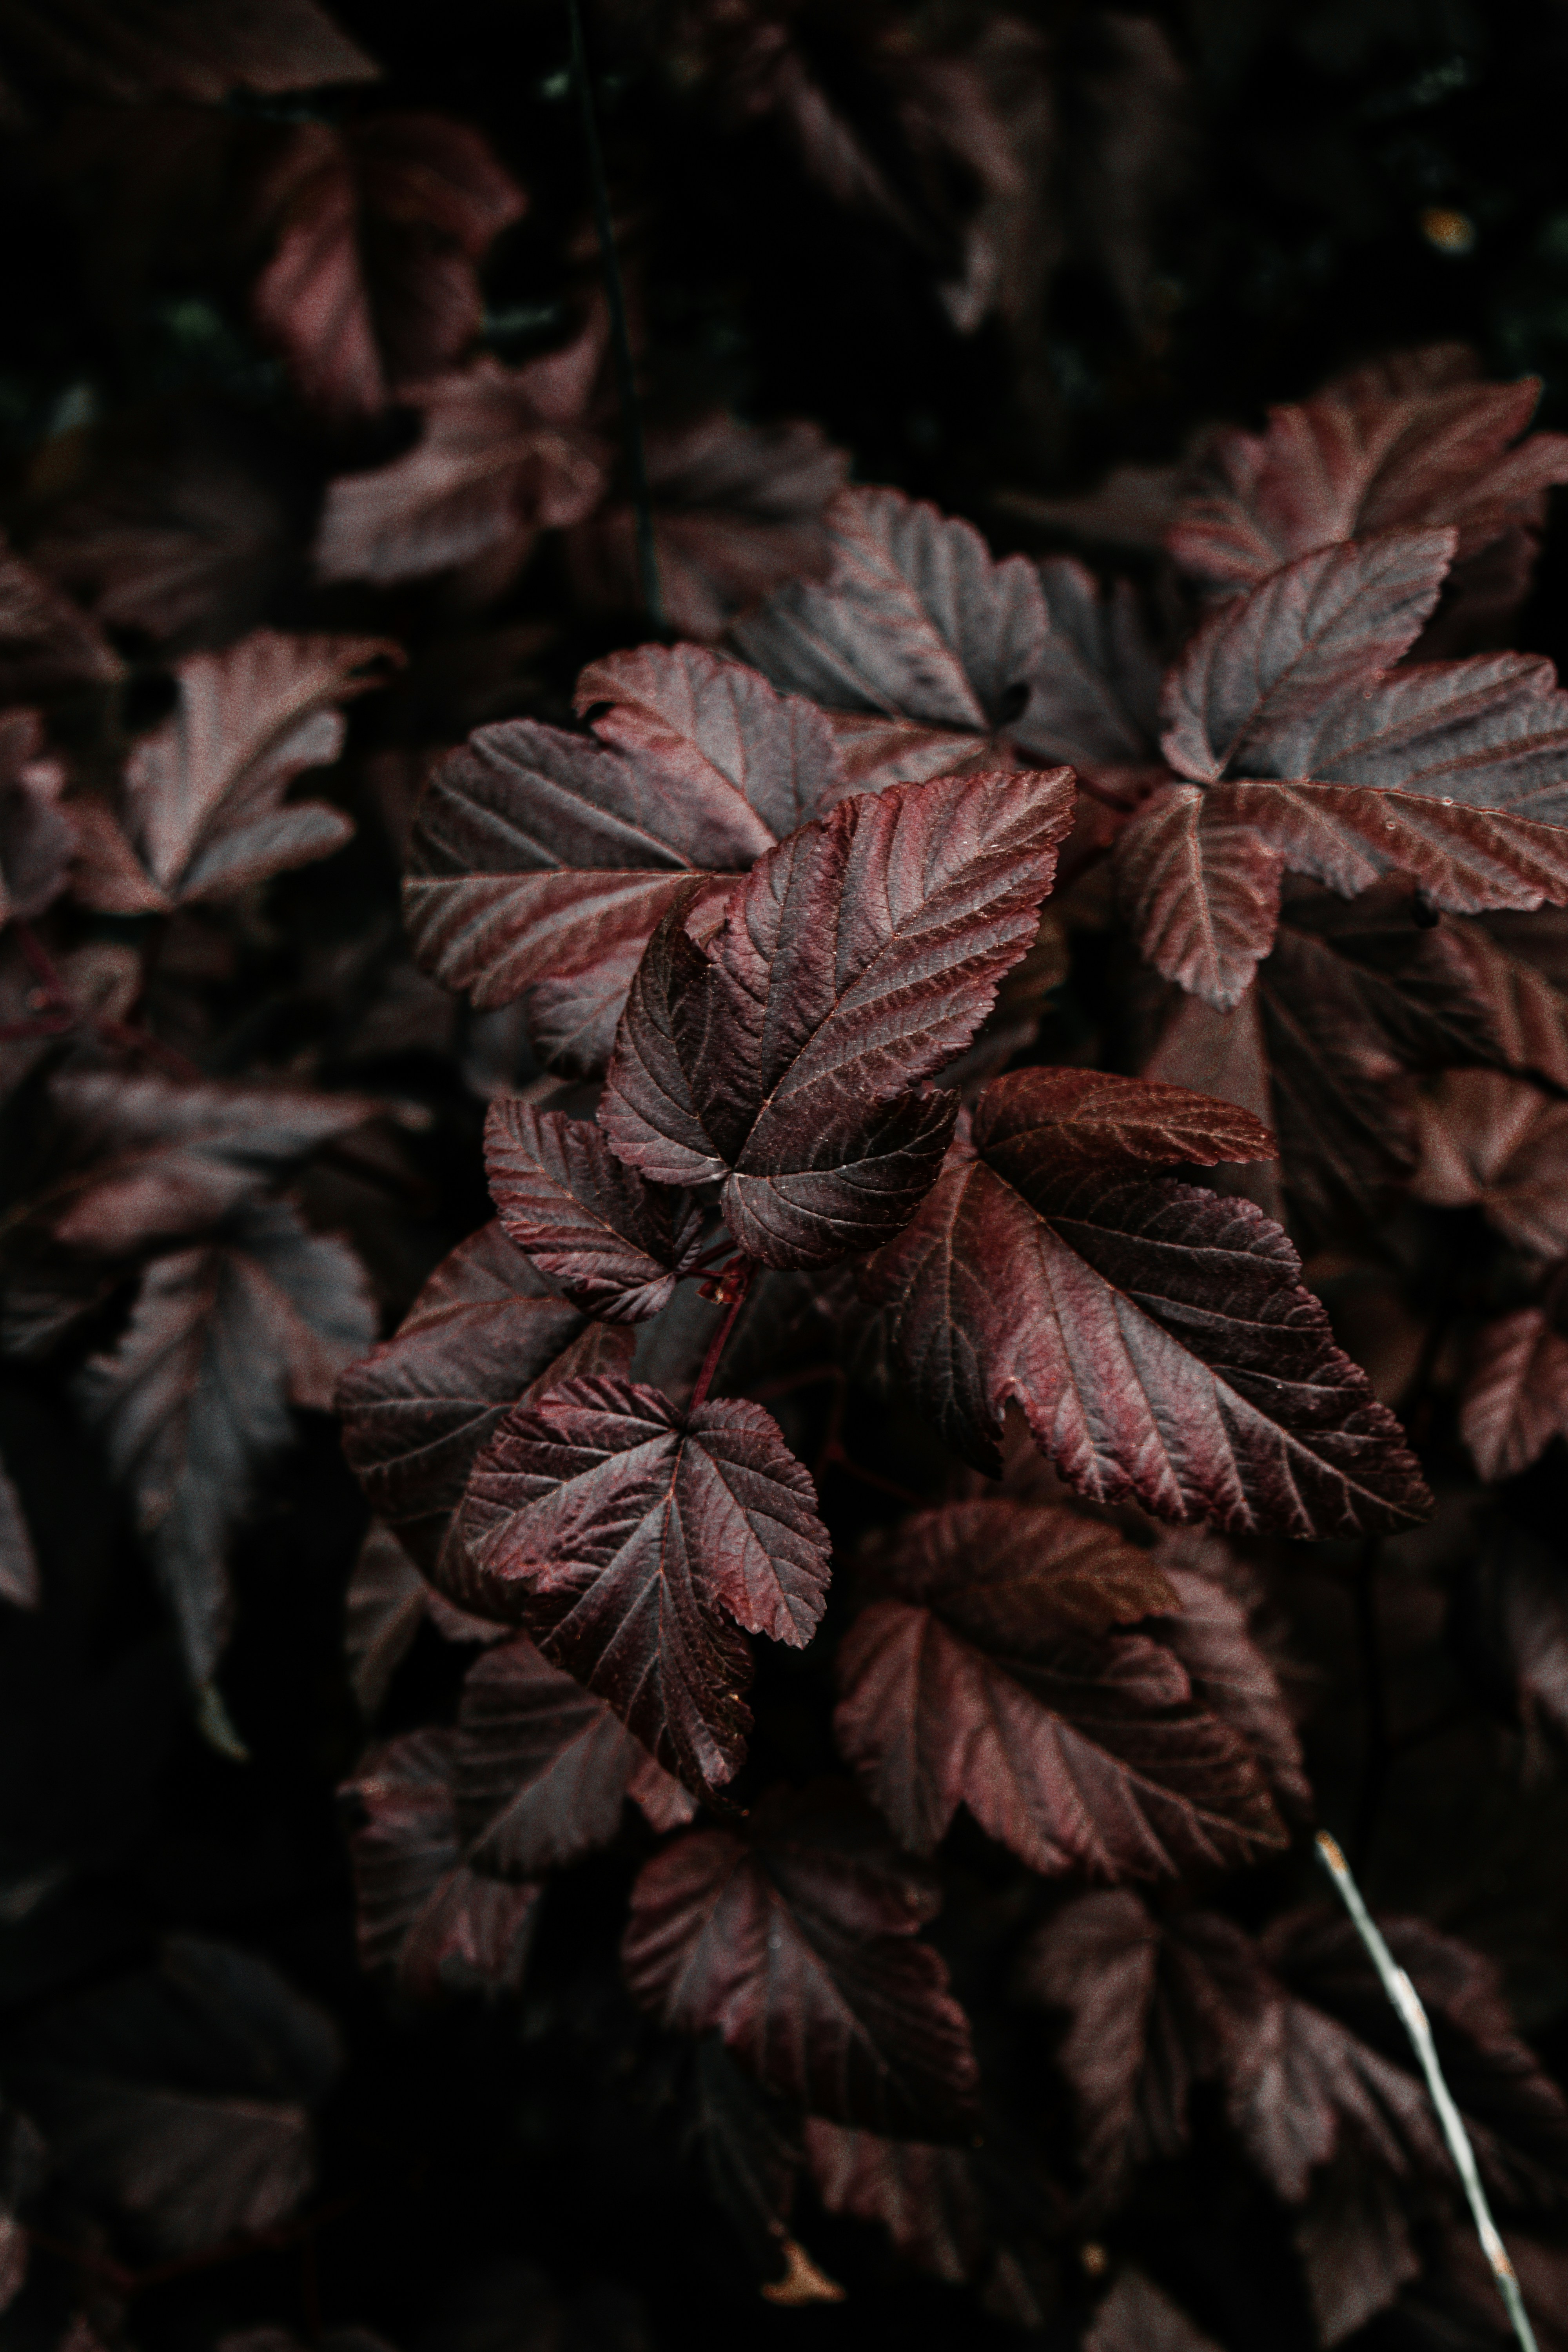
[689,1258,753,1410]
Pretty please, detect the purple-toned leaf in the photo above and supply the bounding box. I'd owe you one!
[1293,2150,1420,2348]
[76,1201,376,1682]
[1150,1543,1311,1813]
[485,1100,707,1322]
[336,1217,632,1573]
[862,1069,1429,1533]
[1,1936,339,2257]
[1018,556,1163,770]
[457,1374,831,1794]
[1083,2269,1221,2352]
[454,1633,693,1873]
[0,0,378,106]
[1409,1066,1568,1257]
[0,1449,39,1610]
[0,709,74,927]
[801,2121,987,2287]
[42,1066,375,1254]
[835,1501,1282,1877]
[0,534,123,702]
[600,766,1075,1267]
[343,1730,540,1998]
[732,484,1049,735]
[71,630,399,913]
[250,115,524,421]
[1160,532,1455,784]
[621,1788,979,2136]
[1114,781,1283,1009]
[572,642,848,840]
[1463,1307,1568,1482]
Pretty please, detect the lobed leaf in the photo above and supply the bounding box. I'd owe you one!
[485,1100,708,1323]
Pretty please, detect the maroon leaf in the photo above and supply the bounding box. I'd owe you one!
[0,534,123,703]
[834,1500,1283,1877]
[457,1374,831,1794]
[566,414,849,640]
[0,0,378,106]
[1160,532,1455,785]
[600,766,1075,1267]
[41,1067,375,1254]
[1083,2269,1221,2352]
[1409,1067,1568,1257]
[485,1100,708,1323]
[0,1448,39,1611]
[1149,1538,1311,1813]
[71,630,400,914]
[1020,555,1163,771]
[1114,782,1284,1009]
[315,339,607,589]
[1169,349,1568,604]
[861,1067,1428,1532]
[800,2121,987,2287]
[1463,1307,1568,1481]
[344,1522,501,1719]
[343,1731,540,1998]
[336,1217,633,1575]
[572,642,848,841]
[75,1200,376,1682]
[250,115,525,420]
[0,1936,340,2258]
[1472,1531,1568,1748]
[1293,2149,1420,2348]
[732,484,1049,737]
[621,1788,979,2135]
[0,708,74,927]
[454,1633,693,1873]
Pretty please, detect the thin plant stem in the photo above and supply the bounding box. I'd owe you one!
[690,1259,753,1410]
[567,0,662,626]
[1315,1833,1541,2352]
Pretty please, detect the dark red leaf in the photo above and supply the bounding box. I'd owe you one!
[75,1201,376,1682]
[1083,2269,1221,2352]
[71,630,401,914]
[1409,1066,1568,1256]
[0,708,73,926]
[1020,555,1163,771]
[342,1731,540,1998]
[0,533,124,702]
[861,1069,1429,1532]
[1149,1536,1311,1813]
[800,2121,987,2287]
[457,1374,831,1794]
[42,1065,375,1253]
[250,114,525,420]
[0,0,377,106]
[1292,2149,1420,2348]
[621,1788,979,2136]
[1114,781,1283,1009]
[0,1448,39,1611]
[454,1633,693,1873]
[1462,1307,1568,1481]
[600,765,1075,1267]
[485,1100,708,1323]
[835,1501,1282,1877]
[336,1217,632,1575]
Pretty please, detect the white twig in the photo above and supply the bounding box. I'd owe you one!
[1314,1831,1539,2352]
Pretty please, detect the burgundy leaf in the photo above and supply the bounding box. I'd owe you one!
[1083,2269,1222,2352]
[485,1100,707,1323]
[1473,1531,1568,1748]
[42,1066,375,1254]
[344,1522,499,1719]
[0,1448,39,1611]
[800,2121,987,2287]
[1020,555,1163,770]
[835,1501,1283,1877]
[566,414,849,641]
[1409,1067,1568,1257]
[1160,531,1455,785]
[862,1068,1429,1532]
[0,1936,339,2258]
[0,534,124,702]
[456,1374,831,1794]
[1170,349,1568,606]
[336,1217,632,1575]
[71,630,400,914]
[572,642,848,840]
[1293,2150,1420,2348]
[1114,780,1283,1009]
[1463,1307,1568,1481]
[621,1788,979,2136]
[30,447,287,645]
[600,765,1075,1267]
[0,708,74,927]
[1149,1542,1311,1813]
[454,1633,693,1874]
[250,115,525,420]
[0,0,378,106]
[75,1201,376,1682]
[343,1731,540,1998]
[732,483,1049,736]
[315,339,607,588]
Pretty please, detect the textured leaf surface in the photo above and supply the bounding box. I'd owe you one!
[600,766,1075,1266]
[454,1633,694,1873]
[485,1100,707,1322]
[75,1202,376,1682]
[861,1069,1428,1532]
[458,1375,831,1793]
[343,1731,540,1998]
[2,1937,339,2256]
[71,630,397,913]
[835,1501,1283,1877]
[336,1218,631,1573]
[621,1789,979,2135]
